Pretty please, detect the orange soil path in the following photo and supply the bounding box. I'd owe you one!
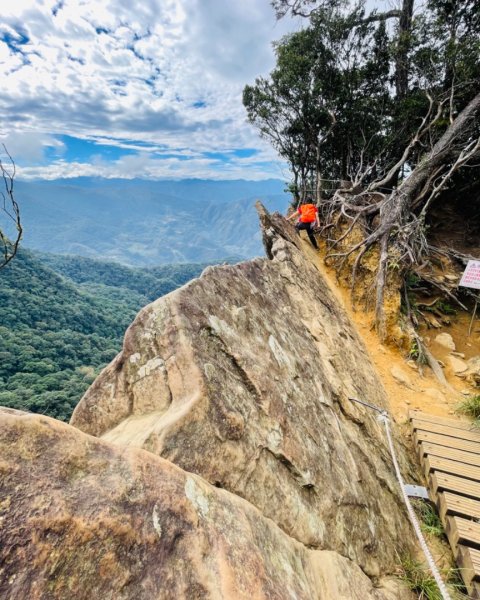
[300,238,480,423]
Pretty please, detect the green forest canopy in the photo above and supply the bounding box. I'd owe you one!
[0,250,209,421]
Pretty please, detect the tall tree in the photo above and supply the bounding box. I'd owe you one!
[246,1,480,341]
[244,6,392,199]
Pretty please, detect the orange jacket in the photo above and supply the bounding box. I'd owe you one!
[298,204,317,223]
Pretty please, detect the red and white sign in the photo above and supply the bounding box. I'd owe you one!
[459,260,480,290]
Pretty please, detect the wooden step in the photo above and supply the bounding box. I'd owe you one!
[430,472,480,501]
[457,545,480,595]
[445,516,480,551]
[410,410,478,432]
[414,430,480,456]
[418,441,480,468]
[410,412,480,596]
[473,581,480,599]
[423,455,480,482]
[412,418,480,444]
[438,491,480,521]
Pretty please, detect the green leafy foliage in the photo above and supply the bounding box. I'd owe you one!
[243,8,397,185]
[435,301,457,316]
[400,555,467,600]
[408,339,421,361]
[246,1,480,191]
[412,500,445,537]
[0,249,208,421]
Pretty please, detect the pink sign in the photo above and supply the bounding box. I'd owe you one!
[459,260,480,290]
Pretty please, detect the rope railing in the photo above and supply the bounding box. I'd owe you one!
[348,396,453,600]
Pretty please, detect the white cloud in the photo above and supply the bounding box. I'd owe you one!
[17,149,289,181]
[0,0,300,179]
[0,131,65,163]
[182,0,288,83]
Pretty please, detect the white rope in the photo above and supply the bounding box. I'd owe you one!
[349,398,452,600]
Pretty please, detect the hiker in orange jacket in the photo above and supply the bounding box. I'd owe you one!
[286,199,320,249]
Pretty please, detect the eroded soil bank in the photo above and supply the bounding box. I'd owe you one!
[312,237,480,422]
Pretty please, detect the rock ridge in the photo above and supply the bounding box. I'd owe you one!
[71,204,414,579]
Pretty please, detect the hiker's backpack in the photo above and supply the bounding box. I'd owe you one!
[299,204,317,222]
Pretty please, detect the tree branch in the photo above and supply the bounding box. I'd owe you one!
[0,145,22,269]
[354,10,402,26]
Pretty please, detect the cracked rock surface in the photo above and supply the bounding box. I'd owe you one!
[70,205,413,583]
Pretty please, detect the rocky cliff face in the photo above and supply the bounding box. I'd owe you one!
[72,207,412,576]
[0,205,413,598]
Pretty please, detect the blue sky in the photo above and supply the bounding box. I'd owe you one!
[0,0,302,180]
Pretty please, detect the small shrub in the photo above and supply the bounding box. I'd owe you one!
[412,500,444,537]
[400,556,443,600]
[399,556,467,599]
[409,340,420,360]
[406,271,421,288]
[456,395,480,422]
[436,300,457,315]
[408,339,428,365]
[421,299,457,316]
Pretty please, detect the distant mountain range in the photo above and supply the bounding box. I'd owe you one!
[15,178,290,265]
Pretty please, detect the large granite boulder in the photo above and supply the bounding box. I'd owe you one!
[71,205,413,579]
[0,408,405,600]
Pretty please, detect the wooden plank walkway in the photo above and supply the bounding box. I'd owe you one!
[410,410,480,598]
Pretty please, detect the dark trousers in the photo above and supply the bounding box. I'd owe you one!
[295,221,318,248]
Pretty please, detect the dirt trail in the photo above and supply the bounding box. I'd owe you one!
[300,239,480,423]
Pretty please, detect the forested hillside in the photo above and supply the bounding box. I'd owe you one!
[39,252,210,302]
[0,250,208,420]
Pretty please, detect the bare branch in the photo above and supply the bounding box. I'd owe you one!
[418,136,480,218]
[272,1,402,24]
[367,93,445,192]
[0,145,22,269]
[271,0,324,19]
[354,9,402,26]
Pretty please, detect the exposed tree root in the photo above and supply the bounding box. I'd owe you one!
[319,92,480,342]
